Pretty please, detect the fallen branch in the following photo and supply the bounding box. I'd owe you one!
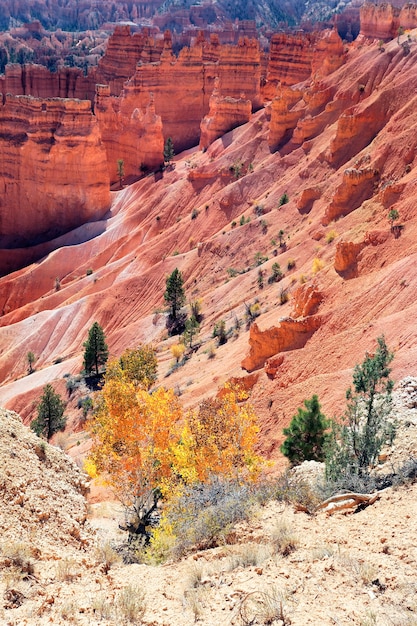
[317,491,381,515]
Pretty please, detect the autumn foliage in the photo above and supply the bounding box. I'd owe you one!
[86,365,183,508]
[85,356,263,547]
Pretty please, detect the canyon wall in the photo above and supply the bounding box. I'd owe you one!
[95,85,164,181]
[200,80,252,149]
[0,94,110,248]
[263,28,344,100]
[360,2,417,39]
[0,64,96,101]
[115,32,261,152]
[95,25,165,96]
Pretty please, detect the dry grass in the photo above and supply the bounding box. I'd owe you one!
[186,561,205,588]
[55,557,78,582]
[116,585,146,624]
[95,540,121,574]
[184,586,208,622]
[270,521,299,557]
[91,591,114,620]
[236,587,291,625]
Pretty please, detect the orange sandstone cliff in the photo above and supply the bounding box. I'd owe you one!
[0,94,110,250]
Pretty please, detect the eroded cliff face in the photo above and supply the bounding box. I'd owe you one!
[0,94,110,249]
[110,32,261,152]
[360,2,417,39]
[95,25,165,96]
[200,80,252,150]
[95,85,164,182]
[0,63,96,101]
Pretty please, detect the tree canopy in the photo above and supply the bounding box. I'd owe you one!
[164,268,185,320]
[83,321,109,376]
[280,395,329,466]
[118,345,158,390]
[326,336,395,480]
[85,379,262,543]
[31,384,66,440]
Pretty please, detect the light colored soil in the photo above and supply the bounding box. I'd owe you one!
[1,381,417,625]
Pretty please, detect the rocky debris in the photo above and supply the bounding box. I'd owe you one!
[0,408,91,553]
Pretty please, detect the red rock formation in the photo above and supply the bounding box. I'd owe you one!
[94,86,163,182]
[200,79,252,150]
[311,28,345,78]
[0,94,110,249]
[95,26,164,96]
[265,33,316,95]
[296,187,322,214]
[334,240,366,277]
[323,166,378,225]
[0,63,95,101]
[268,85,303,151]
[327,93,391,168]
[291,283,324,318]
[241,317,322,372]
[360,2,417,40]
[116,34,261,152]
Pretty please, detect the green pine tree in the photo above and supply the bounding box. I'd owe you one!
[281,395,329,466]
[164,268,185,321]
[326,336,395,480]
[117,158,124,188]
[163,137,175,166]
[31,384,66,440]
[83,322,109,376]
[183,315,200,349]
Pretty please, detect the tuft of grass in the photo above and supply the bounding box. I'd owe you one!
[95,541,121,574]
[55,557,78,582]
[237,587,291,625]
[186,561,205,589]
[271,521,299,557]
[312,257,324,274]
[116,585,146,624]
[325,229,338,244]
[91,592,113,620]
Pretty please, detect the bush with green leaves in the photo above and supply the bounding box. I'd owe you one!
[326,336,395,482]
[281,395,330,466]
[31,384,66,440]
[212,319,227,345]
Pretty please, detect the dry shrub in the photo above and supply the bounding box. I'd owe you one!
[0,541,34,575]
[95,541,121,574]
[271,521,299,557]
[232,543,268,568]
[186,561,205,588]
[116,585,146,624]
[161,478,255,558]
[237,587,291,625]
[184,586,207,622]
[274,470,322,514]
[91,592,113,620]
[55,557,78,582]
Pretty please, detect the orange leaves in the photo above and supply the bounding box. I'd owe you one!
[186,384,263,482]
[85,372,263,510]
[85,364,183,505]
